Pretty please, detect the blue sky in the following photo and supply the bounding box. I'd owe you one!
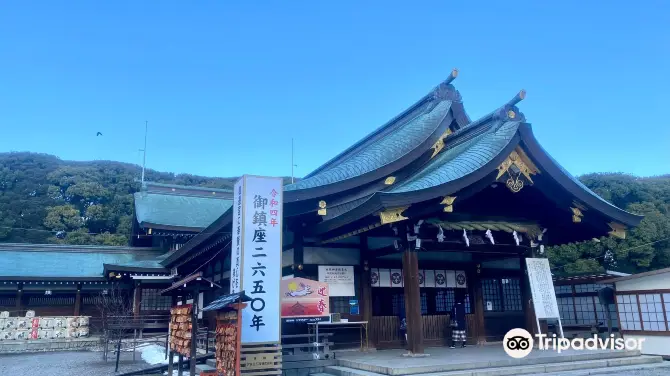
[1,1,668,178]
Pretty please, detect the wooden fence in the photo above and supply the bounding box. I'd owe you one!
[370,314,478,348]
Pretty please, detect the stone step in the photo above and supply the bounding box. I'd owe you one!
[336,350,642,375]
[325,355,664,376]
[525,360,670,376]
[195,363,217,375]
[206,358,216,368]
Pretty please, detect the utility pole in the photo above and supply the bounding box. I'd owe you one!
[291,138,297,183]
[140,121,148,184]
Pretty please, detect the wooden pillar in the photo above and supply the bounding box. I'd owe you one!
[15,283,23,314]
[402,249,423,354]
[190,289,199,376]
[360,236,372,324]
[133,282,142,318]
[520,255,538,335]
[293,231,305,277]
[359,235,373,348]
[74,284,82,316]
[471,265,486,344]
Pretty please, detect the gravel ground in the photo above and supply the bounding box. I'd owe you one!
[0,350,154,376]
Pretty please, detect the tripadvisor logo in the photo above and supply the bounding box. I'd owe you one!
[503,328,645,359]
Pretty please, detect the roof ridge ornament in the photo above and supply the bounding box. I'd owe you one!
[432,69,462,102]
[494,90,527,122]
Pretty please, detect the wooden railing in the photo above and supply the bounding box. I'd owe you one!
[370,314,478,348]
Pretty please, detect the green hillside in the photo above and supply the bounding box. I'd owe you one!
[0,152,668,274]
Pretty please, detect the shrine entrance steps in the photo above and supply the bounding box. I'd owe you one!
[317,347,668,376]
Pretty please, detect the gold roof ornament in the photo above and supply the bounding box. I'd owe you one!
[317,200,327,216]
[379,206,409,224]
[440,196,457,212]
[430,128,453,158]
[608,222,626,239]
[384,176,396,185]
[496,147,540,193]
[571,207,584,223]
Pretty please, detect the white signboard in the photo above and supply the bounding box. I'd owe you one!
[230,179,243,294]
[318,266,355,296]
[526,258,560,319]
[232,175,283,344]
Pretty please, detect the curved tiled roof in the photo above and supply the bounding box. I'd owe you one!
[134,191,232,230]
[0,244,162,278]
[387,118,520,194]
[285,100,454,191]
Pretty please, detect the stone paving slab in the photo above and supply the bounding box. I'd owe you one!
[326,356,664,376]
[336,347,642,375]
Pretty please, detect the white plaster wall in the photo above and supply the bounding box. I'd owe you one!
[304,247,360,265]
[282,248,294,267]
[616,273,670,292]
[623,334,670,356]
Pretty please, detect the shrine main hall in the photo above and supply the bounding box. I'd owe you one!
[156,70,641,353]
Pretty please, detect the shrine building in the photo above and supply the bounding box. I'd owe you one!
[156,70,643,353]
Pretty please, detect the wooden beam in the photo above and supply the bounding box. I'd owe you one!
[402,249,424,354]
[133,282,142,318]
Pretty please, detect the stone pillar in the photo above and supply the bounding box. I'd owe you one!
[402,249,424,354]
[74,285,82,316]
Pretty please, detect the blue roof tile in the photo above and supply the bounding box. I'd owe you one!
[388,120,520,193]
[285,100,453,191]
[134,191,232,230]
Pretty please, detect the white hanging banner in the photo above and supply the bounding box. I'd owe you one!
[236,175,283,344]
[370,268,381,288]
[526,258,560,319]
[445,270,457,288]
[378,269,391,287]
[455,270,467,288]
[319,265,355,297]
[424,269,435,288]
[230,179,243,294]
[434,270,447,288]
[390,269,403,287]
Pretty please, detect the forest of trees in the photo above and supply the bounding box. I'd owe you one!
[0,152,669,275]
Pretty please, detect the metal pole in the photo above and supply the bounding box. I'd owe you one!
[190,290,198,376]
[141,121,148,183]
[115,337,122,372]
[291,138,294,184]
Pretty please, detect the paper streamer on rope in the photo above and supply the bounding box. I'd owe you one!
[463,229,469,247]
[485,229,495,244]
[513,231,520,246]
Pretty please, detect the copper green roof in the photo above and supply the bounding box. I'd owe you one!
[0,243,162,278]
[285,100,454,191]
[387,115,520,194]
[134,190,232,231]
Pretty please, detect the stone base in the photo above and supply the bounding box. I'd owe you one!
[0,337,99,353]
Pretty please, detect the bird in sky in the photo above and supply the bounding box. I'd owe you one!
[96,132,103,136]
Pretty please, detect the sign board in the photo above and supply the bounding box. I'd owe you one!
[280,277,329,323]
[230,175,283,344]
[525,258,560,319]
[318,265,355,296]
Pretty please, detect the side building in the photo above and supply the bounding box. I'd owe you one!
[0,243,171,323]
